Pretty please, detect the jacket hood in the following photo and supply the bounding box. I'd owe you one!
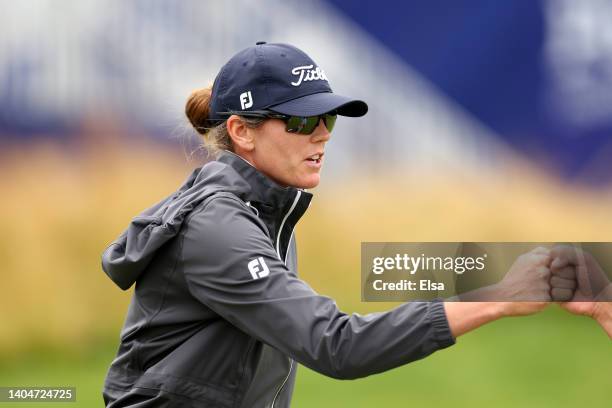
[101,150,311,290]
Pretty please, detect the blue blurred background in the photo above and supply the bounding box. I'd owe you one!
[1,1,610,407]
[2,0,612,182]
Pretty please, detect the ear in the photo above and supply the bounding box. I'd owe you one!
[226,115,255,153]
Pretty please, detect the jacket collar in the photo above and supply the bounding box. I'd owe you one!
[215,150,313,212]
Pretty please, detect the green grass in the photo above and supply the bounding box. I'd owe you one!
[293,306,611,407]
[1,147,611,407]
[1,308,609,408]
[0,340,115,407]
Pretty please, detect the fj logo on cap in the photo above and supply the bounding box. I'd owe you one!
[291,65,329,87]
[248,257,269,280]
[240,91,253,110]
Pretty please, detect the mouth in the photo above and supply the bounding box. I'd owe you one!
[305,152,324,165]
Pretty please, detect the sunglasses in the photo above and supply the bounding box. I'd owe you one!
[220,110,337,135]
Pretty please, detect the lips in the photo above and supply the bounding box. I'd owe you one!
[305,152,324,163]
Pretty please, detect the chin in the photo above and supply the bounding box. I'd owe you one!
[295,175,321,189]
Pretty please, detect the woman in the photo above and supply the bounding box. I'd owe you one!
[101,42,552,407]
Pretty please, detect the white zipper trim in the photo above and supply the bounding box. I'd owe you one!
[286,230,295,257]
[271,358,294,408]
[245,201,259,217]
[270,190,301,408]
[275,190,301,261]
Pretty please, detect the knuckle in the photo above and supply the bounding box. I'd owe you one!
[537,266,550,277]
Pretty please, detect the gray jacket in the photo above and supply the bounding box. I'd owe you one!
[101,150,455,407]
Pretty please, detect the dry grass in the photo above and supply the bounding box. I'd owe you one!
[2,140,612,353]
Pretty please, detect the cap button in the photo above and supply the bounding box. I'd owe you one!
[255,41,267,45]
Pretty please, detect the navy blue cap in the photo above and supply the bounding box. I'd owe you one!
[208,42,368,123]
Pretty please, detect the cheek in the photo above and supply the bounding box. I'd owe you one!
[252,121,320,188]
[268,140,296,172]
[251,126,297,181]
[277,149,303,183]
[264,135,301,169]
[272,145,311,187]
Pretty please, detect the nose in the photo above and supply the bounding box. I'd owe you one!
[310,118,331,143]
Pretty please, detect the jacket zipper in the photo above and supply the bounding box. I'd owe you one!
[270,190,301,408]
[275,190,301,259]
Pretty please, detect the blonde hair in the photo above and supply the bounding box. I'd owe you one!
[185,86,265,157]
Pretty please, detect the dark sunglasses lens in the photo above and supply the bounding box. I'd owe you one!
[301,116,320,134]
[284,116,304,133]
[323,114,337,132]
[284,113,337,134]
[285,115,318,134]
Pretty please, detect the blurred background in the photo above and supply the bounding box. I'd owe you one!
[1,0,611,406]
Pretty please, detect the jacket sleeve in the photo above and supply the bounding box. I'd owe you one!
[182,195,455,380]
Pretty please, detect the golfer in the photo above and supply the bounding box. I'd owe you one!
[101,42,552,407]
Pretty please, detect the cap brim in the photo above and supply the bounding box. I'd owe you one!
[267,92,368,117]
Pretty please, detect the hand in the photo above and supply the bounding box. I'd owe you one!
[590,287,612,340]
[551,244,612,339]
[494,246,552,317]
[443,247,553,338]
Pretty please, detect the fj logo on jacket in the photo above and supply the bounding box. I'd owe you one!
[248,257,270,280]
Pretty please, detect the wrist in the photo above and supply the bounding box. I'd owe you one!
[490,302,511,319]
[486,283,512,318]
[443,301,505,338]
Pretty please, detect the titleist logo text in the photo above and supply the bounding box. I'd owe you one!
[291,65,328,86]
